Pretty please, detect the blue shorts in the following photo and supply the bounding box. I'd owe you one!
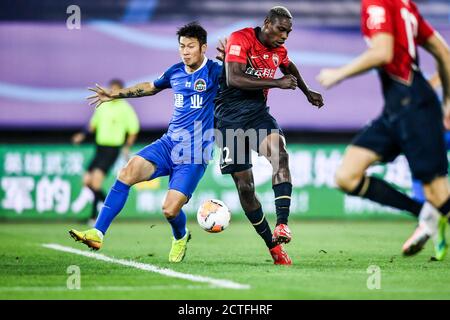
[136,134,207,199]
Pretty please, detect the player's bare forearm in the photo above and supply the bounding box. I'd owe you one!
[281,62,324,108]
[317,33,393,88]
[126,133,138,147]
[112,82,161,99]
[340,34,394,79]
[226,62,280,90]
[423,33,450,104]
[280,62,310,95]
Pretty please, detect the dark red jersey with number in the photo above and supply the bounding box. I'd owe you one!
[361,0,434,84]
[214,27,290,124]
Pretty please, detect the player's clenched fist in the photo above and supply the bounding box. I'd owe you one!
[277,74,297,89]
[306,89,324,108]
[316,68,343,89]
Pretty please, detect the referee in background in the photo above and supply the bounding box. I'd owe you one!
[71,79,140,224]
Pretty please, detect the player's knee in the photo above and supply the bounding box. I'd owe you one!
[335,167,361,193]
[118,163,139,185]
[162,204,180,219]
[237,180,256,199]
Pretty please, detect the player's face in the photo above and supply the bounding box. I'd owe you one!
[110,83,122,91]
[263,17,292,48]
[179,37,207,68]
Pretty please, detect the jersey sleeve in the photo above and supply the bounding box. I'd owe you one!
[361,0,393,38]
[411,2,435,45]
[225,31,251,65]
[125,104,140,135]
[153,65,174,89]
[89,109,98,129]
[280,47,290,68]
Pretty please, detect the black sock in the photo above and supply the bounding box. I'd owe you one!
[349,176,422,217]
[92,190,106,219]
[438,197,450,217]
[245,207,276,249]
[273,182,292,225]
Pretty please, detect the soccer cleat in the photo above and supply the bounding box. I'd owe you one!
[273,223,292,244]
[269,244,292,265]
[169,229,191,263]
[432,216,448,261]
[69,228,103,251]
[402,202,440,256]
[402,224,430,256]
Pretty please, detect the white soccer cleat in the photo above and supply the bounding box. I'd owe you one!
[402,202,440,256]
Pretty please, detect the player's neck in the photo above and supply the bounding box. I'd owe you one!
[185,56,207,74]
[256,27,270,48]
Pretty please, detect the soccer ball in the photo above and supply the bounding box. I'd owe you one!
[197,199,231,233]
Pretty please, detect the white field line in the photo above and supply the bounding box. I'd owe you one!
[42,243,250,290]
[0,285,210,292]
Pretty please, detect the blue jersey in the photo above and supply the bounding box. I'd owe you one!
[154,58,222,162]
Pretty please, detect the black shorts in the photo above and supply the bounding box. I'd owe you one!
[216,110,283,174]
[87,145,121,174]
[352,71,447,183]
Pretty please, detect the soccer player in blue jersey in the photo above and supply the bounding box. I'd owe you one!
[69,22,222,263]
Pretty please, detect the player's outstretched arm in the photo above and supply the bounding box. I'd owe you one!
[422,32,450,128]
[423,33,450,107]
[87,82,162,108]
[317,33,393,89]
[226,61,297,90]
[280,61,324,108]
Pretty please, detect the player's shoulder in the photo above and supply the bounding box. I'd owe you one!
[206,59,221,70]
[361,0,389,7]
[230,27,255,41]
[164,61,185,76]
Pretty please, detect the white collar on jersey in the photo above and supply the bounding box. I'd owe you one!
[184,56,208,74]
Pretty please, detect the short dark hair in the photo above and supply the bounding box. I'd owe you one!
[177,22,207,46]
[267,6,293,23]
[109,78,124,88]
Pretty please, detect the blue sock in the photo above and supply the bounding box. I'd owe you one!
[94,180,130,234]
[167,210,187,240]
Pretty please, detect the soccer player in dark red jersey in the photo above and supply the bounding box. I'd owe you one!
[215,6,324,265]
[317,0,450,260]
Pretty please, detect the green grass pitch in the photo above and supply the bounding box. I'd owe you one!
[1,219,450,299]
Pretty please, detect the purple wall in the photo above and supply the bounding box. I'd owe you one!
[0,21,448,130]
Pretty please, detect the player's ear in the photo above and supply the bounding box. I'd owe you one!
[201,43,207,54]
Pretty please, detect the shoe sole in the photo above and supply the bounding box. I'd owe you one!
[403,234,430,256]
[69,230,101,251]
[274,235,291,245]
[169,232,192,263]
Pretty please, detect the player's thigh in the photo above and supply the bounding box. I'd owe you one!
[400,99,448,188]
[162,189,188,218]
[422,176,450,208]
[135,136,172,180]
[169,164,207,201]
[89,169,106,190]
[118,155,157,185]
[336,145,380,190]
[259,132,288,166]
[216,124,252,175]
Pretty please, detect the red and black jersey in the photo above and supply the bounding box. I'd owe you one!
[214,27,290,124]
[361,0,434,84]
